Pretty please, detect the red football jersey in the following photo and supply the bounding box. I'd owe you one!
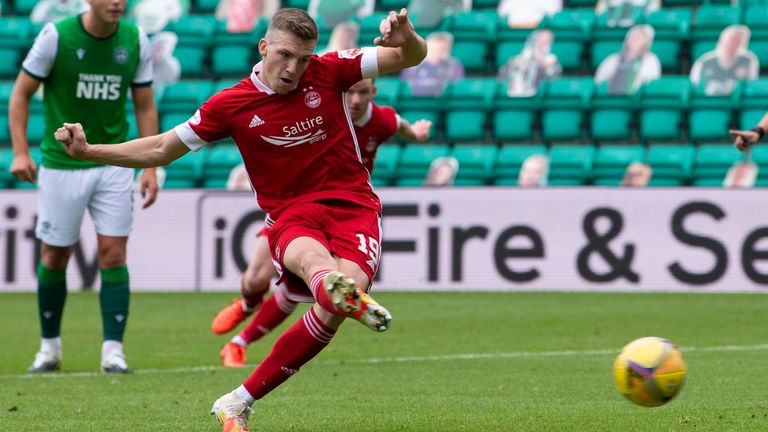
[354,102,399,173]
[175,47,380,220]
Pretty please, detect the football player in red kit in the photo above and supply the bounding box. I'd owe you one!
[213,78,432,368]
[54,7,426,431]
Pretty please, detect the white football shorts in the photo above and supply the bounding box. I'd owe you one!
[36,165,135,246]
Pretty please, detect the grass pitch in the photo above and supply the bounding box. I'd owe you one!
[1,291,767,431]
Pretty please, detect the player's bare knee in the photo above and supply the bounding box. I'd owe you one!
[98,247,126,269]
[40,244,72,270]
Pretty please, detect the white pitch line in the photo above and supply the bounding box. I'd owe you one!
[4,342,768,380]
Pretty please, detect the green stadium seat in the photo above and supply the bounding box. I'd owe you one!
[692,143,743,186]
[394,143,450,187]
[445,78,496,111]
[160,80,214,114]
[359,12,390,45]
[491,144,548,185]
[0,47,21,79]
[371,144,401,186]
[745,5,768,73]
[377,0,408,10]
[590,13,631,70]
[160,112,192,133]
[646,144,696,186]
[0,80,13,115]
[541,77,594,143]
[0,147,14,188]
[473,0,500,8]
[739,78,768,129]
[495,16,535,44]
[448,11,498,74]
[444,78,495,143]
[546,9,595,72]
[0,17,32,49]
[0,114,8,145]
[26,114,45,146]
[452,41,490,74]
[495,40,526,70]
[212,18,265,47]
[451,144,498,186]
[211,45,253,78]
[565,0,598,6]
[214,79,242,93]
[285,0,310,8]
[688,82,741,143]
[590,81,639,143]
[445,111,487,143]
[397,81,446,112]
[126,114,138,140]
[373,76,400,107]
[163,149,204,188]
[548,144,596,185]
[646,8,692,72]
[13,0,37,15]
[195,0,220,14]
[174,46,209,77]
[592,144,646,186]
[493,81,544,143]
[397,82,444,134]
[638,76,691,143]
[750,146,768,186]
[203,143,243,188]
[690,6,741,61]
[166,15,217,47]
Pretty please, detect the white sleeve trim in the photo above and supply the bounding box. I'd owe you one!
[133,27,154,84]
[395,113,402,130]
[174,122,208,152]
[22,23,58,79]
[361,46,379,79]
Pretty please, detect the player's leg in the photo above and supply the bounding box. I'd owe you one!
[28,167,86,373]
[95,234,131,373]
[212,234,273,335]
[211,204,389,430]
[29,243,73,373]
[220,288,298,368]
[90,165,134,374]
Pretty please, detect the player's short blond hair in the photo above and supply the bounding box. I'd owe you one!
[267,8,318,42]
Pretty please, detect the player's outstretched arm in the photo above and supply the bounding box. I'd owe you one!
[55,123,190,169]
[374,9,427,76]
[730,110,768,151]
[397,118,431,142]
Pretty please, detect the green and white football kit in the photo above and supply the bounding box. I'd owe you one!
[22,15,152,246]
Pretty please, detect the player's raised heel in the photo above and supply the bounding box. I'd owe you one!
[324,271,392,332]
[211,391,254,432]
[212,299,253,335]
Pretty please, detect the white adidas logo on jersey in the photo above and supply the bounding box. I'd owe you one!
[249,114,265,128]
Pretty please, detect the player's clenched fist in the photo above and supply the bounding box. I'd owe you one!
[54,122,88,158]
[375,8,416,47]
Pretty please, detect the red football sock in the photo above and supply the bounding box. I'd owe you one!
[309,269,346,315]
[240,279,266,310]
[239,290,297,344]
[242,307,336,399]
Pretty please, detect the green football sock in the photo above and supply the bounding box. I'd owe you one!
[37,263,67,338]
[100,265,130,342]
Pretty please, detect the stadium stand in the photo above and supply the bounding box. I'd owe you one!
[1,0,766,188]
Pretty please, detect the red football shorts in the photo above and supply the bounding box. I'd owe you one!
[267,200,381,303]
